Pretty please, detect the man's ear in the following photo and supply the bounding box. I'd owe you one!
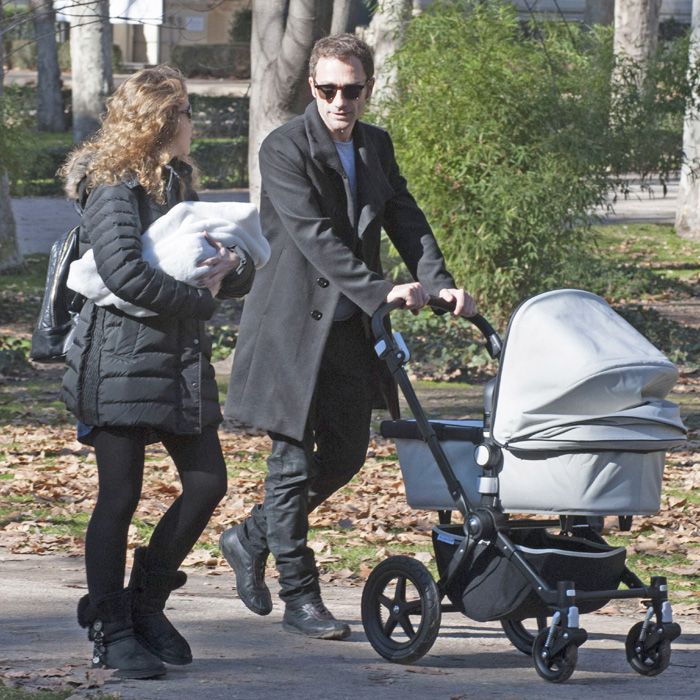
[308,76,316,96]
[365,77,375,101]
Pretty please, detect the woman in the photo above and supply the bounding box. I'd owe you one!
[59,66,252,679]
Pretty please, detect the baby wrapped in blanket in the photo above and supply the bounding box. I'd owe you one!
[67,200,270,317]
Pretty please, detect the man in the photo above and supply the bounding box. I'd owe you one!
[221,33,476,640]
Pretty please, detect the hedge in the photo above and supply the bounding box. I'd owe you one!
[171,43,250,80]
[10,135,248,196]
[3,85,248,139]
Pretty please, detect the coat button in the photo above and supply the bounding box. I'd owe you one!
[316,277,329,288]
[310,310,323,321]
[193,338,199,345]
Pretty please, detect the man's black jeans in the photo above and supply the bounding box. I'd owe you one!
[241,312,374,602]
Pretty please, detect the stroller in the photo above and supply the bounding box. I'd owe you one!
[361,289,686,683]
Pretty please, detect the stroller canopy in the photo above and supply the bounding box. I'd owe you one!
[491,289,686,451]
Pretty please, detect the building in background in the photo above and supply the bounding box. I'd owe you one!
[52,0,249,68]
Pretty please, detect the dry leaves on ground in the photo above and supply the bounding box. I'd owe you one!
[1,410,699,616]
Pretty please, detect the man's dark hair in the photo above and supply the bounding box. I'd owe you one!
[309,33,374,80]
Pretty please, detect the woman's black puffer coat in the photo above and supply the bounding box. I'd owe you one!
[61,163,252,435]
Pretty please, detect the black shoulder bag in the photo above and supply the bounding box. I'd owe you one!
[30,223,86,363]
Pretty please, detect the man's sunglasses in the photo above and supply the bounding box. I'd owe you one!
[313,83,368,102]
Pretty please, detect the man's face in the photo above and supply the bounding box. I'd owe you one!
[309,56,373,142]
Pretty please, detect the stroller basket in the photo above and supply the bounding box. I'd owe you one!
[433,524,626,621]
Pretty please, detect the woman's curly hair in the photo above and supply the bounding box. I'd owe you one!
[60,65,191,203]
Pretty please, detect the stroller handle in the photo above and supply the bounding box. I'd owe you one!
[371,296,502,359]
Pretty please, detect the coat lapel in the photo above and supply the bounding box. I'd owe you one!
[304,102,357,228]
[304,103,393,240]
[355,125,394,240]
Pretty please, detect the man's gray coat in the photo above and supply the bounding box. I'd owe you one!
[225,102,455,441]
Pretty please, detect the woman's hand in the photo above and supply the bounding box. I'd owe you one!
[196,233,239,297]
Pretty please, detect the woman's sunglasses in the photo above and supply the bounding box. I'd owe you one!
[313,83,367,102]
[178,104,192,120]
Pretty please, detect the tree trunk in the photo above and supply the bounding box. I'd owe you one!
[676,0,700,240]
[31,0,65,132]
[330,0,353,34]
[358,0,413,106]
[248,0,338,205]
[0,0,23,271]
[612,0,661,130]
[613,0,661,67]
[69,0,113,143]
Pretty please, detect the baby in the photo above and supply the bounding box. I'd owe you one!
[67,200,270,317]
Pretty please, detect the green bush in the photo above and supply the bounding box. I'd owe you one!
[0,90,36,183]
[375,0,695,322]
[191,137,248,189]
[7,38,36,69]
[392,310,495,381]
[606,31,697,183]
[0,336,31,376]
[1,3,32,65]
[56,42,123,72]
[171,44,250,80]
[3,85,246,139]
[57,40,71,72]
[189,94,248,138]
[9,134,248,195]
[229,7,252,43]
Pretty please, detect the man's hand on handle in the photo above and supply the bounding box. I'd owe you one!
[385,282,430,313]
[438,288,477,317]
[385,283,477,317]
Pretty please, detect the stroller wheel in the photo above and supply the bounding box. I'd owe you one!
[361,555,441,664]
[501,615,547,655]
[625,621,672,676]
[532,628,578,683]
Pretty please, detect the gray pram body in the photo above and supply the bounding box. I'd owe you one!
[391,289,685,516]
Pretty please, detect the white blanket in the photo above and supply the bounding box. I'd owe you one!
[67,201,270,317]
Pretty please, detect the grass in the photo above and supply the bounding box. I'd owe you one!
[583,223,700,300]
[0,254,49,326]
[0,375,68,425]
[605,534,700,593]
[0,687,120,700]
[9,132,247,196]
[0,689,76,700]
[593,222,700,268]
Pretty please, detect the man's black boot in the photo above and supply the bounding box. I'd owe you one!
[128,546,192,665]
[282,595,351,640]
[77,590,166,679]
[219,524,272,615]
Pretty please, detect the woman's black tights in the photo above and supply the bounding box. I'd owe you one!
[85,425,227,601]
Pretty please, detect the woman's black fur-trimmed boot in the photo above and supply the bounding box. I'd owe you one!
[128,546,193,665]
[77,590,166,679]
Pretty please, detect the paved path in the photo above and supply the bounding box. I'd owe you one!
[1,550,698,700]
[11,189,249,256]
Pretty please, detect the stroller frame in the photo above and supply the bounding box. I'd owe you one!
[361,297,682,683]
